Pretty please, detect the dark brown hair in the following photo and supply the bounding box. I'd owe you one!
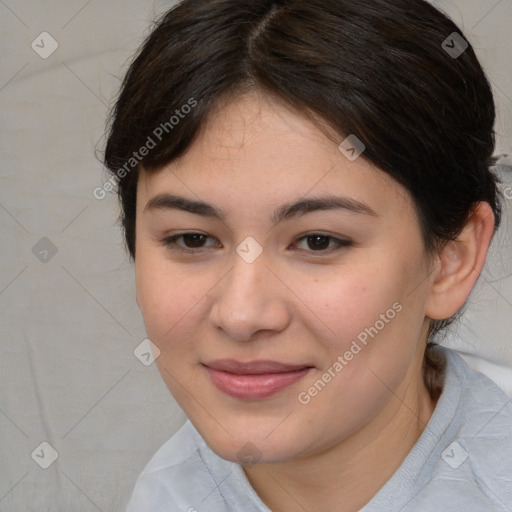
[103,0,502,398]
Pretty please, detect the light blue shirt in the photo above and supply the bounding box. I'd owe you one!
[125,347,512,511]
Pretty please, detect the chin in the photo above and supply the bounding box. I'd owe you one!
[194,419,298,465]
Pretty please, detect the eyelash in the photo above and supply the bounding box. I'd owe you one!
[160,232,353,255]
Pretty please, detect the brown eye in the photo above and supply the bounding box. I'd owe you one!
[161,232,352,256]
[162,233,218,253]
[306,235,331,251]
[294,233,353,254]
[180,233,208,248]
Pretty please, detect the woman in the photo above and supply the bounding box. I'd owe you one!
[103,0,512,510]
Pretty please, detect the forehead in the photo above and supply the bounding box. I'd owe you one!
[137,92,414,222]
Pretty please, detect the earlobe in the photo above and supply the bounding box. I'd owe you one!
[425,202,495,320]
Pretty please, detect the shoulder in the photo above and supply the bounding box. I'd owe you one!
[366,347,512,512]
[137,419,199,475]
[443,346,512,436]
[125,420,215,511]
[419,347,512,510]
[446,348,512,476]
[125,420,267,512]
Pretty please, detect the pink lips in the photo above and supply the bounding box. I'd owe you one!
[203,359,313,399]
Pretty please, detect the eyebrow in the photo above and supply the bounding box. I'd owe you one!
[143,193,378,224]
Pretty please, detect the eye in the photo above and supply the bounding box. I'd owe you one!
[161,233,218,253]
[293,233,353,254]
[161,232,352,255]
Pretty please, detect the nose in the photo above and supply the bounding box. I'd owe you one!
[209,252,290,342]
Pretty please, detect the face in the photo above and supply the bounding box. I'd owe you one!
[135,91,434,465]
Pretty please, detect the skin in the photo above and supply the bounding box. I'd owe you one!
[134,90,495,511]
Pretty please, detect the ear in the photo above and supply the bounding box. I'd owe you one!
[425,202,496,320]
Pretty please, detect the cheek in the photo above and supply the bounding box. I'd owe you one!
[302,250,425,370]
[135,252,216,350]
[297,264,397,352]
[135,253,187,339]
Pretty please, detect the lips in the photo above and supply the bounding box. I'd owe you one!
[205,359,311,374]
[203,359,313,399]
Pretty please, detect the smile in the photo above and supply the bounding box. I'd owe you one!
[203,360,314,399]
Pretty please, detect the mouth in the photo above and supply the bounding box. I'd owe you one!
[202,359,314,399]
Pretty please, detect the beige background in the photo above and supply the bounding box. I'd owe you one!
[1,1,511,510]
